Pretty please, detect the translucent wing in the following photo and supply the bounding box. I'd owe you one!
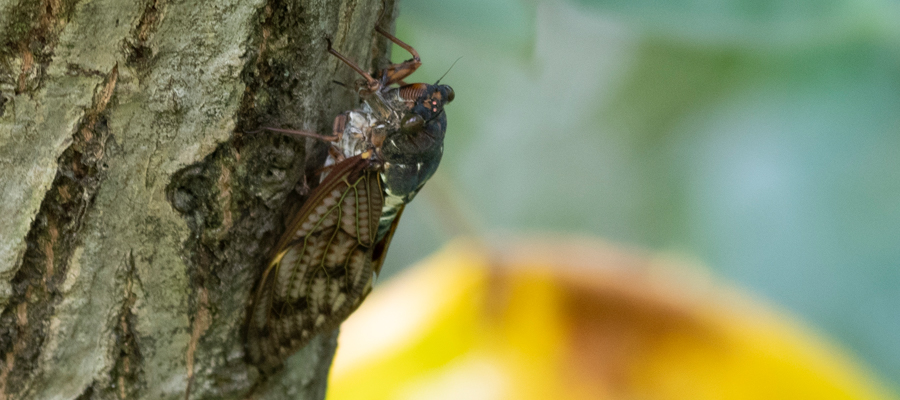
[247,155,384,372]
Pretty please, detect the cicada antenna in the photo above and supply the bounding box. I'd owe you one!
[435,57,462,85]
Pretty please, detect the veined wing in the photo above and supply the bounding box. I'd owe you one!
[247,154,383,372]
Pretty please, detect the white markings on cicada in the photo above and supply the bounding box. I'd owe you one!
[347,248,368,284]
[301,235,329,271]
[296,187,346,239]
[347,180,376,245]
[340,187,359,238]
[308,277,327,314]
[331,293,347,312]
[369,173,384,239]
[282,237,322,301]
[276,246,302,299]
[324,230,355,269]
[327,279,341,304]
[252,289,271,330]
[291,313,304,333]
[319,209,339,230]
[356,184,371,244]
[315,314,326,327]
[275,316,290,341]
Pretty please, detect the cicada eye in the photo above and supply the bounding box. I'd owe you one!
[402,114,425,132]
[445,86,455,103]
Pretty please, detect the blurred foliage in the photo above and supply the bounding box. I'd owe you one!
[330,240,896,399]
[376,0,900,389]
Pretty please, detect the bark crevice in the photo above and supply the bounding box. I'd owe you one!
[125,0,165,69]
[106,250,144,400]
[0,62,118,398]
[0,0,81,95]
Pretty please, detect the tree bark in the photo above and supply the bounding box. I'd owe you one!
[0,0,397,398]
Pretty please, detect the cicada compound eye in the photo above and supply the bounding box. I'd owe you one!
[445,86,455,103]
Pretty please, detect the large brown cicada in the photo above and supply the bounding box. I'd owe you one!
[246,27,454,372]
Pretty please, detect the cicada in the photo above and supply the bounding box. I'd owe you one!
[246,27,454,372]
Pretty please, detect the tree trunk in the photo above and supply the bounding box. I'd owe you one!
[0,0,397,398]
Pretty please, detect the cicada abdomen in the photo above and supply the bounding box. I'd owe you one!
[246,26,453,372]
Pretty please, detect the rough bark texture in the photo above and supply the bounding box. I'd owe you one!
[0,0,398,398]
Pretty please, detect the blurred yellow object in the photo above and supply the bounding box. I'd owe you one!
[327,238,896,400]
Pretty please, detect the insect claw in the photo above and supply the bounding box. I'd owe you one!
[295,175,311,197]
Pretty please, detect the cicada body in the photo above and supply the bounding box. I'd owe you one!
[246,28,454,372]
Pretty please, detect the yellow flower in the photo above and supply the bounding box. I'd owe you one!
[328,237,896,400]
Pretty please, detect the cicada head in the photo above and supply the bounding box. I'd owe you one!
[397,83,453,138]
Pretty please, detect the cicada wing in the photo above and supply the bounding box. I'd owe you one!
[370,204,405,277]
[247,155,384,372]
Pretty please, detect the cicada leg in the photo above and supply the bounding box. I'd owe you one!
[375,26,422,86]
[332,112,348,139]
[248,127,340,143]
[249,108,351,144]
[308,112,350,177]
[327,38,381,92]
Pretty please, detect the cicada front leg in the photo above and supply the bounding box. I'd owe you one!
[374,26,422,86]
[327,38,382,93]
[327,27,424,89]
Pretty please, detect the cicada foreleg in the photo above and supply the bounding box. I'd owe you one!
[374,26,422,86]
[327,38,381,93]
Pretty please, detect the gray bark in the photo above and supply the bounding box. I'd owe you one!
[0,0,397,398]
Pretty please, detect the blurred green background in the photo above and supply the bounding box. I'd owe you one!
[377,0,900,389]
